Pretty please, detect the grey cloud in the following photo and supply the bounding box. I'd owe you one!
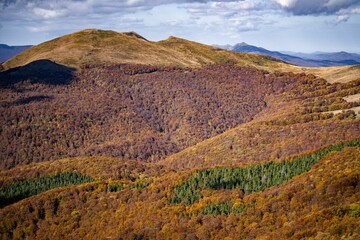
[185,1,278,17]
[1,0,239,10]
[0,0,242,21]
[276,0,360,15]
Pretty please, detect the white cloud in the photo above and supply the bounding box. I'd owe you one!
[33,7,65,19]
[330,5,360,24]
[335,14,350,23]
[28,25,51,32]
[276,0,297,8]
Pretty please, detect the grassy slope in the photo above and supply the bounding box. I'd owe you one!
[300,65,360,84]
[2,29,285,71]
[2,29,359,83]
[2,29,174,68]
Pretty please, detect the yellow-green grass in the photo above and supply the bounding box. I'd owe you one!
[1,29,288,71]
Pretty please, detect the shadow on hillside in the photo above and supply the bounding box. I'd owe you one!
[0,196,24,208]
[0,59,76,88]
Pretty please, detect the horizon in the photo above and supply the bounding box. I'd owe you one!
[0,1,360,53]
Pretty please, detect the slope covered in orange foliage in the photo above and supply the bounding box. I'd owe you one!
[0,142,358,239]
[1,39,359,238]
[1,63,359,170]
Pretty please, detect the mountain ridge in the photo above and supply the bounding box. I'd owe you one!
[2,29,359,84]
[283,50,360,62]
[220,42,360,67]
[1,29,285,72]
[0,44,32,63]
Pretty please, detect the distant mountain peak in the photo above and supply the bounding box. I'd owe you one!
[236,42,249,47]
[0,44,33,63]
[229,42,360,67]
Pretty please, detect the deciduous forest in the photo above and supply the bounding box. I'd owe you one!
[1,62,359,239]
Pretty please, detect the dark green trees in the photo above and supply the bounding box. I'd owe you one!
[0,172,93,206]
[170,139,360,205]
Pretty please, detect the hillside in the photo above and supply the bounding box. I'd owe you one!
[0,29,359,239]
[1,142,359,239]
[1,29,285,71]
[2,62,359,170]
[2,29,359,84]
[160,75,360,170]
[1,63,332,169]
[299,65,360,84]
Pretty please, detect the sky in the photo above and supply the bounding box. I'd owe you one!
[0,0,359,53]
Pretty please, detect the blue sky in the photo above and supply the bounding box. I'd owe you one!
[0,0,359,53]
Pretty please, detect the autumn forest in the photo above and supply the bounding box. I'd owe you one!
[0,29,359,240]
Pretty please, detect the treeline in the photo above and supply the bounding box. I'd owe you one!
[0,172,93,207]
[169,139,360,205]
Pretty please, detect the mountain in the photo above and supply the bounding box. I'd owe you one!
[2,29,359,83]
[0,44,32,63]
[283,51,360,63]
[0,29,359,239]
[1,29,285,71]
[224,42,360,67]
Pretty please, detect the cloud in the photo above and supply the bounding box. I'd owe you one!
[335,14,350,23]
[0,0,244,22]
[275,0,360,15]
[185,1,277,17]
[33,8,66,19]
[2,0,360,22]
[28,25,52,33]
[1,0,359,47]
[327,5,360,24]
[181,0,278,34]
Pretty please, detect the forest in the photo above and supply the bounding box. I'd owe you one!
[1,63,359,170]
[0,62,359,239]
[169,139,360,205]
[0,172,93,207]
[0,141,358,239]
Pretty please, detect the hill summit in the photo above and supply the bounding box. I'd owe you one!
[1,29,284,71]
[2,29,359,83]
